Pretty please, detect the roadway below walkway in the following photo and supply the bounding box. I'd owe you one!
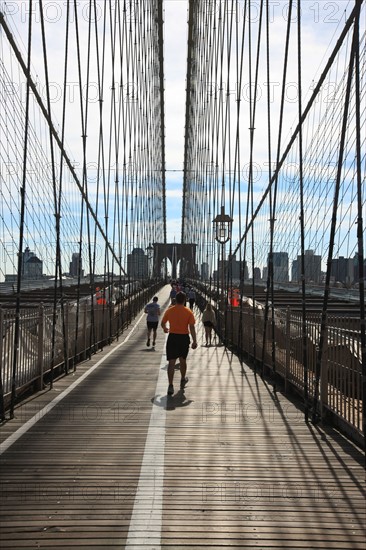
[0,285,365,549]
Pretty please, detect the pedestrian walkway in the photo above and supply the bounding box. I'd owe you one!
[0,285,364,549]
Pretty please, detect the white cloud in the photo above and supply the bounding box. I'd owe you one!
[0,0,362,278]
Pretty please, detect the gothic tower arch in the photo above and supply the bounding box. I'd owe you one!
[153,243,197,279]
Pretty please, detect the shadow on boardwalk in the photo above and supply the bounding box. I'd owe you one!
[0,286,365,549]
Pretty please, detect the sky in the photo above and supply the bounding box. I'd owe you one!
[0,0,362,278]
[161,0,357,243]
[0,0,190,243]
[162,0,189,241]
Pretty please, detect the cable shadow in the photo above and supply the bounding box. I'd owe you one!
[254,372,365,524]
[208,338,365,533]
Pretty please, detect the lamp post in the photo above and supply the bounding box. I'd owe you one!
[213,206,233,345]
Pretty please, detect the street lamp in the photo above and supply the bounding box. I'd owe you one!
[213,206,233,345]
[213,206,233,245]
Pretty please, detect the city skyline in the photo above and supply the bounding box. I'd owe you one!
[4,244,362,289]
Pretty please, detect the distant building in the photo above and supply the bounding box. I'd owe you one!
[22,247,43,279]
[331,256,354,285]
[220,255,248,281]
[69,252,84,278]
[243,261,249,280]
[227,254,241,280]
[293,250,322,284]
[271,252,289,283]
[263,252,288,283]
[127,248,148,279]
[201,262,209,280]
[253,267,261,281]
[352,253,366,285]
[291,259,298,282]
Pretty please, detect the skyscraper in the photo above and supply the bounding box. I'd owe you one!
[69,253,83,278]
[270,252,289,283]
[294,250,322,283]
[127,248,148,279]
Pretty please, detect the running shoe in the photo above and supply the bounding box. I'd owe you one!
[146,339,150,347]
[167,384,174,395]
[180,377,188,389]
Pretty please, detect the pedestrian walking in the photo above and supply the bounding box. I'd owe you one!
[188,287,196,310]
[161,291,197,395]
[169,284,177,304]
[202,303,216,346]
[144,296,161,347]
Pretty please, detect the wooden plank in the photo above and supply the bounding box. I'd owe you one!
[0,285,365,549]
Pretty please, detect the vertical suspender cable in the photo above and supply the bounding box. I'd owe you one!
[182,0,196,243]
[269,0,293,391]
[10,0,33,418]
[312,6,358,423]
[157,0,167,248]
[39,0,68,382]
[261,0,273,378]
[247,0,264,366]
[74,0,96,356]
[58,0,75,371]
[353,1,366,455]
[296,0,309,422]
[0,11,128,275]
[230,4,360,261]
[233,0,247,360]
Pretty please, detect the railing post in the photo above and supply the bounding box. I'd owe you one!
[285,307,291,394]
[65,301,69,373]
[320,325,329,420]
[0,307,3,378]
[36,304,44,391]
[0,307,5,420]
[83,302,88,360]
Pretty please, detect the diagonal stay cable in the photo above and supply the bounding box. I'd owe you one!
[0,10,127,276]
[230,0,363,259]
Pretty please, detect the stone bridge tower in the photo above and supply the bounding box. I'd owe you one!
[153,243,197,279]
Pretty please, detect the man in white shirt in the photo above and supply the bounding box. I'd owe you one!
[144,296,161,347]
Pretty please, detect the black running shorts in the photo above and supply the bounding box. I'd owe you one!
[147,321,158,330]
[166,333,190,360]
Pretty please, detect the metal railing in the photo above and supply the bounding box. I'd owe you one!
[194,287,363,445]
[0,281,163,417]
[224,307,363,442]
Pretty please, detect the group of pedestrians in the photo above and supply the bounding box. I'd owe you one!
[144,285,216,396]
[170,282,196,309]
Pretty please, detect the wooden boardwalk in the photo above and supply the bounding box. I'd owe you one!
[0,285,365,549]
